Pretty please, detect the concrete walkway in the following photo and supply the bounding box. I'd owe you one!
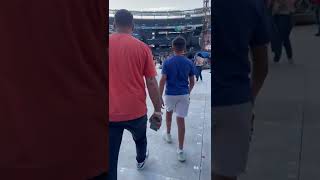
[240,25,320,180]
[117,68,211,180]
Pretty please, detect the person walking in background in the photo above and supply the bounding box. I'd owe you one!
[109,9,163,180]
[312,0,320,36]
[212,0,269,179]
[271,0,296,64]
[195,53,205,81]
[266,0,280,54]
[159,36,195,162]
[187,53,196,64]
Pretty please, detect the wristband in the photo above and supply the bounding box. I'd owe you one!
[154,112,163,116]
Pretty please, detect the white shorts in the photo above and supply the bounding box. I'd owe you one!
[165,95,190,118]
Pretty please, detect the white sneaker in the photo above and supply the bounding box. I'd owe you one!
[137,150,149,170]
[177,149,186,162]
[163,132,172,143]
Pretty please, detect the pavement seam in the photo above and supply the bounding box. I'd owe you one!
[297,63,307,180]
[198,78,209,180]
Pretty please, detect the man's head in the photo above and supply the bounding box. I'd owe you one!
[114,9,134,33]
[172,36,186,54]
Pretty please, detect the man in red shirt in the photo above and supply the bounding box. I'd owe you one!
[109,9,162,180]
[0,1,108,179]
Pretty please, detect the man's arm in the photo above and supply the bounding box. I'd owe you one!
[250,0,270,101]
[250,44,269,101]
[146,77,162,112]
[189,75,195,94]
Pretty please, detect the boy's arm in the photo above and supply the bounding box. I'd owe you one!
[159,75,166,97]
[189,75,195,94]
[159,61,168,107]
[189,62,196,94]
[159,75,167,107]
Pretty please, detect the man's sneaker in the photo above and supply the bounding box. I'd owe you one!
[163,132,172,143]
[177,149,186,162]
[137,150,149,170]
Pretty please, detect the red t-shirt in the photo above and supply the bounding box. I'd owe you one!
[109,33,157,122]
[0,1,108,179]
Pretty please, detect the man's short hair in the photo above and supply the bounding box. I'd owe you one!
[114,9,133,27]
[172,36,186,52]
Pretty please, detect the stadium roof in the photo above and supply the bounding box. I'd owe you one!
[109,8,211,19]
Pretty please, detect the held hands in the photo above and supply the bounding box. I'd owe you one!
[150,111,163,131]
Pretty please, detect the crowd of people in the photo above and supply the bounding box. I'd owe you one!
[154,50,210,83]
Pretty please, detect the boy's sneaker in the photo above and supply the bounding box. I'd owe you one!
[163,132,172,143]
[137,150,149,170]
[177,149,186,162]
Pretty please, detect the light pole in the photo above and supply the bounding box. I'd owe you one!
[200,0,210,51]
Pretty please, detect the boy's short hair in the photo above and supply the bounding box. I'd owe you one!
[114,9,134,27]
[172,36,186,52]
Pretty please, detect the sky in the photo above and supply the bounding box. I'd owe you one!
[109,0,205,11]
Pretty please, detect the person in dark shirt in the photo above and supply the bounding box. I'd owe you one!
[271,0,296,64]
[0,1,108,179]
[212,0,269,179]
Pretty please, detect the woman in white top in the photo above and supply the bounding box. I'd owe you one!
[194,54,205,81]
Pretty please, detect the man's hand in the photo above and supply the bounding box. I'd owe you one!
[150,112,163,130]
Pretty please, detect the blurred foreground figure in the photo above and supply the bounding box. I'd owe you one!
[212,0,269,179]
[0,1,108,179]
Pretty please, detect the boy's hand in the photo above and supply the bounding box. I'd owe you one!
[161,97,165,109]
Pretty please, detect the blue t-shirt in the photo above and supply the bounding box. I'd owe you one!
[162,55,195,96]
[212,0,270,107]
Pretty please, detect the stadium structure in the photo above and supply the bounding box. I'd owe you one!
[109,6,211,56]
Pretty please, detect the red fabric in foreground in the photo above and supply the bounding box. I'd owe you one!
[0,1,108,179]
[311,0,320,4]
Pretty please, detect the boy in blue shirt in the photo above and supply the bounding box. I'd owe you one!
[159,36,195,162]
